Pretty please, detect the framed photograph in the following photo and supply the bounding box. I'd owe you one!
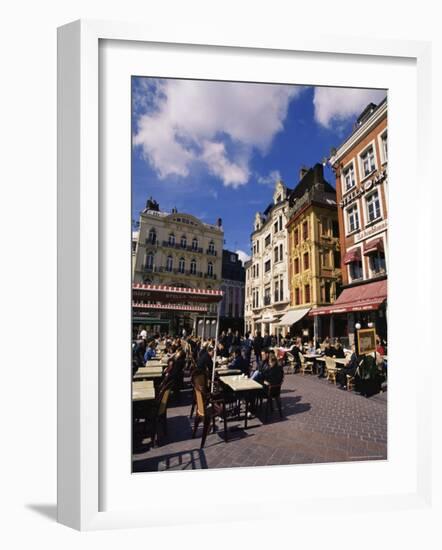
[57,19,432,530]
[357,328,377,355]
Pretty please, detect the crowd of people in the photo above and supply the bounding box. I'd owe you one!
[132,326,387,397]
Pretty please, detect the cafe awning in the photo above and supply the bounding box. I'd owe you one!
[276,307,311,326]
[132,283,223,304]
[363,237,384,255]
[132,302,208,313]
[343,248,361,264]
[309,279,387,316]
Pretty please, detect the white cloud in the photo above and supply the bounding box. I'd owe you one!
[313,87,387,128]
[133,79,301,187]
[236,249,251,265]
[256,169,281,186]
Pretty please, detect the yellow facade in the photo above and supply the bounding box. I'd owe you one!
[287,205,341,309]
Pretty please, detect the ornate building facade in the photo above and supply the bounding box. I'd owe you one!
[133,198,223,336]
[244,180,291,337]
[309,99,388,344]
[286,164,342,340]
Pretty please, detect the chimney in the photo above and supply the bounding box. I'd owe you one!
[299,166,309,180]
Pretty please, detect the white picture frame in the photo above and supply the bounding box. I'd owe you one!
[57,19,432,531]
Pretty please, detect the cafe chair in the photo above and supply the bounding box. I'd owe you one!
[285,352,296,374]
[261,382,283,423]
[325,357,337,384]
[191,371,228,448]
[142,379,174,447]
[346,374,356,391]
[298,352,313,375]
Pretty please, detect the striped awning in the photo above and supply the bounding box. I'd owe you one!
[132,302,208,313]
[343,248,361,264]
[132,283,223,304]
[363,238,384,255]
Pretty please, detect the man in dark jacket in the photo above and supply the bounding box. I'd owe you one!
[253,331,264,367]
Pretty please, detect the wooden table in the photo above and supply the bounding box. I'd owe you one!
[216,368,242,376]
[133,366,163,380]
[220,376,262,429]
[132,381,156,402]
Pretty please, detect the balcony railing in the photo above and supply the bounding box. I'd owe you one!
[206,249,217,256]
[162,240,204,254]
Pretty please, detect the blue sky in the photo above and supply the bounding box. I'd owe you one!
[132,78,386,262]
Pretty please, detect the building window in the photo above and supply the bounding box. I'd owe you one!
[265,234,271,247]
[332,220,339,238]
[207,262,214,277]
[166,255,173,272]
[369,251,386,274]
[230,254,236,263]
[322,251,329,267]
[349,261,363,281]
[279,243,283,261]
[145,252,154,270]
[321,217,328,235]
[366,191,381,223]
[273,221,278,234]
[192,237,198,250]
[148,228,156,244]
[190,258,196,274]
[302,221,308,240]
[178,257,185,273]
[208,240,215,254]
[294,228,299,246]
[279,276,284,301]
[343,163,356,191]
[324,281,331,303]
[264,286,271,306]
[333,250,341,269]
[347,205,360,233]
[168,233,175,246]
[279,215,283,231]
[180,235,187,248]
[256,240,259,253]
[255,264,259,277]
[264,259,271,273]
[304,284,311,303]
[303,252,309,270]
[361,146,376,177]
[294,257,300,274]
[274,247,279,263]
[295,287,300,305]
[274,280,279,303]
[381,131,388,163]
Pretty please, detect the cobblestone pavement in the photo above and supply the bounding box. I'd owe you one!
[133,373,387,472]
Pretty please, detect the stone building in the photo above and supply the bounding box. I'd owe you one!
[220,250,245,333]
[244,180,291,338]
[132,198,224,336]
[309,99,388,344]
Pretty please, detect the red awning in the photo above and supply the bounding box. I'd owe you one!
[132,283,223,304]
[343,248,361,264]
[309,279,387,316]
[363,237,384,255]
[132,302,208,313]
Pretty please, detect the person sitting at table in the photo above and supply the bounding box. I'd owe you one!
[336,344,359,389]
[143,341,156,362]
[196,344,214,376]
[306,340,316,355]
[262,355,284,386]
[228,347,250,376]
[251,349,272,382]
[333,340,346,358]
[375,335,385,356]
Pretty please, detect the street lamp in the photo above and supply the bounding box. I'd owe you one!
[355,322,361,355]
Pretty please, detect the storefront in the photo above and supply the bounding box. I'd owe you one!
[309,278,387,345]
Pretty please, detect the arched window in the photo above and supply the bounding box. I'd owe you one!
[208,240,215,254]
[192,237,198,250]
[168,233,175,246]
[166,255,173,272]
[146,252,154,270]
[190,258,196,275]
[180,235,187,248]
[178,257,185,273]
[148,228,156,244]
[207,261,214,277]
